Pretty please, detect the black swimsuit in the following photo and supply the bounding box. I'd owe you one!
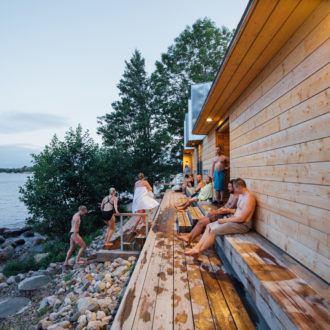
[102,197,115,221]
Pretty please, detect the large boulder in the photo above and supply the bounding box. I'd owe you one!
[31,237,46,247]
[2,227,30,238]
[0,245,15,261]
[34,253,49,263]
[18,275,51,291]
[0,297,31,319]
[14,238,25,246]
[0,236,5,244]
[0,228,8,235]
[23,231,34,238]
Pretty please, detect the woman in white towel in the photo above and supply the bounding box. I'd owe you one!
[131,173,159,234]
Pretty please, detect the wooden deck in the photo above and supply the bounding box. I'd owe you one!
[112,190,254,330]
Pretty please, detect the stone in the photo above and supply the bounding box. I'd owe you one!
[77,297,98,314]
[0,228,8,235]
[0,273,6,283]
[103,274,112,283]
[0,282,8,289]
[0,297,31,318]
[0,245,15,261]
[16,273,25,282]
[112,265,127,277]
[86,311,97,321]
[2,228,26,238]
[88,302,99,312]
[7,276,17,284]
[96,311,106,320]
[95,274,103,281]
[23,231,35,237]
[48,321,70,329]
[0,235,5,244]
[38,297,48,311]
[76,315,87,329]
[31,237,46,247]
[18,275,51,291]
[14,238,25,246]
[34,253,49,263]
[87,320,102,330]
[47,295,61,307]
[70,311,80,322]
[49,312,58,321]
[95,281,106,292]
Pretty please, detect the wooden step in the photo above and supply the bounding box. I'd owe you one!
[177,212,191,233]
[187,206,204,226]
[214,232,330,329]
[96,249,140,262]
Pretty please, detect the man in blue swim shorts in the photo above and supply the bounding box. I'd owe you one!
[212,145,229,205]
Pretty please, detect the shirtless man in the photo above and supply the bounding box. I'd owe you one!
[185,178,256,259]
[64,205,88,267]
[190,175,205,197]
[212,145,229,204]
[177,179,238,243]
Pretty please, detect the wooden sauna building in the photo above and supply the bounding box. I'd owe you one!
[184,0,330,299]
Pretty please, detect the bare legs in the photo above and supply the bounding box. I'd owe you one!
[184,224,216,258]
[105,217,115,247]
[175,198,197,211]
[215,190,224,203]
[132,209,146,233]
[64,234,86,266]
[177,216,210,243]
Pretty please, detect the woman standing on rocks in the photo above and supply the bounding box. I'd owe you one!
[100,188,119,249]
[131,173,159,234]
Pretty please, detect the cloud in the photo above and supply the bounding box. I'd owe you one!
[0,112,68,134]
[0,144,41,168]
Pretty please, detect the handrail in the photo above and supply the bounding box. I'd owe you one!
[114,212,149,250]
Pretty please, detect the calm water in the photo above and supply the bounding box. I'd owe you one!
[0,173,30,229]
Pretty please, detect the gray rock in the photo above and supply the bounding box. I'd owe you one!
[112,265,127,277]
[38,297,48,311]
[0,283,8,289]
[70,310,80,322]
[2,227,31,238]
[6,276,16,285]
[0,297,31,318]
[14,238,25,246]
[34,253,49,263]
[23,230,34,237]
[18,275,51,291]
[0,236,5,244]
[0,245,15,261]
[31,237,46,247]
[77,297,97,314]
[0,273,6,283]
[0,228,8,235]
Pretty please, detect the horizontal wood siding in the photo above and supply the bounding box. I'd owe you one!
[228,5,330,281]
[201,128,216,176]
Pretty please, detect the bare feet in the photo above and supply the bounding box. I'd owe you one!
[176,235,191,243]
[63,263,73,268]
[184,248,201,258]
[76,260,85,265]
[105,242,113,247]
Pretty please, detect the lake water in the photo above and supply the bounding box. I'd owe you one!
[0,173,30,229]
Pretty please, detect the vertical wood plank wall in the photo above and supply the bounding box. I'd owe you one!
[201,128,216,176]
[227,5,330,281]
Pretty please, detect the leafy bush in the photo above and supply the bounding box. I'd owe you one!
[2,255,39,277]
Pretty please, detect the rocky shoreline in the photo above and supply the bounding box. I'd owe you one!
[0,227,136,330]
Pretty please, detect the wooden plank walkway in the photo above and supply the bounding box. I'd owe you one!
[112,190,254,330]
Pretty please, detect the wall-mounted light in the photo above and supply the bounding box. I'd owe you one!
[206,118,213,122]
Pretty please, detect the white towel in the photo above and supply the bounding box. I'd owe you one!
[132,186,159,213]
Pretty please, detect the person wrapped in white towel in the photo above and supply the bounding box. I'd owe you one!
[131,173,159,234]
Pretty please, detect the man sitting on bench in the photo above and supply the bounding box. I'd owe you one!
[177,179,239,243]
[190,174,205,197]
[175,176,213,211]
[184,178,256,259]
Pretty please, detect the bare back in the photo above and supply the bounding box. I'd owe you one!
[135,179,152,191]
[70,212,81,233]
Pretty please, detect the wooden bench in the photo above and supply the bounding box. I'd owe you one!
[187,206,204,226]
[177,211,191,233]
[197,203,330,329]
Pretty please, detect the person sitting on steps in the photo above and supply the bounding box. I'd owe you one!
[175,176,213,211]
[177,179,238,244]
[190,174,205,198]
[184,178,256,259]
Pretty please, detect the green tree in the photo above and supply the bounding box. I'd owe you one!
[151,18,234,161]
[97,50,172,185]
[19,125,108,240]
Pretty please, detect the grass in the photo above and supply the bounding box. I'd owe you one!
[2,228,104,277]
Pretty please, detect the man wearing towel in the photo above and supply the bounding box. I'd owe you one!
[212,145,229,205]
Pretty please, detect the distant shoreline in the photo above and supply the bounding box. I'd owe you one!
[0,166,32,174]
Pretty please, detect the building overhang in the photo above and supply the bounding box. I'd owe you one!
[193,0,321,135]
